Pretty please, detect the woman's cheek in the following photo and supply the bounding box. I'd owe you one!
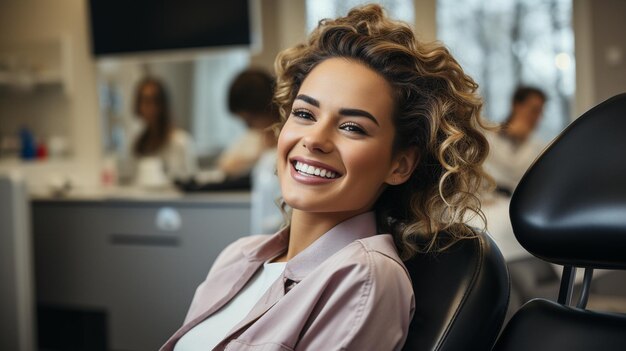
[277,126,300,155]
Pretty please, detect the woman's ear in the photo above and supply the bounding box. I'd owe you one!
[385,147,419,185]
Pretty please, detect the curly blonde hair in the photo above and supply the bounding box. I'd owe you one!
[274,4,491,259]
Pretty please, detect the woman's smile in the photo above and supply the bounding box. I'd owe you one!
[290,157,342,184]
[294,160,339,179]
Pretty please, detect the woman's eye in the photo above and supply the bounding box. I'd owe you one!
[291,109,315,121]
[340,122,367,135]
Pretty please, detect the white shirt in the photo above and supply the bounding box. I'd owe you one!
[217,130,266,177]
[173,260,286,351]
[483,131,545,192]
[123,128,198,183]
[250,149,284,235]
[480,131,545,261]
[159,129,198,180]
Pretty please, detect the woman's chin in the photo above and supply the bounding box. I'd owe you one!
[283,198,333,214]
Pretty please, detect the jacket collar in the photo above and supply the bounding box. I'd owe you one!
[241,211,378,282]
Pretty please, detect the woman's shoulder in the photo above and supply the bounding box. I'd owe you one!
[321,234,411,284]
[295,234,414,337]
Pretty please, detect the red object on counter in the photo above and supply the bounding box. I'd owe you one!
[36,142,48,159]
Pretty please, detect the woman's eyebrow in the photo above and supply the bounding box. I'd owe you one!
[338,108,379,126]
[295,94,380,126]
[295,94,319,107]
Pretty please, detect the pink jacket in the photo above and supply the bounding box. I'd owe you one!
[160,212,415,351]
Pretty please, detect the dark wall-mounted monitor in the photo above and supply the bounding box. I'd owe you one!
[88,0,251,56]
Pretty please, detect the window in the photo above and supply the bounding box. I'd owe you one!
[191,50,249,156]
[438,0,575,140]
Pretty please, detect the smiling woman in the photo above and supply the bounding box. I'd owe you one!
[162,4,490,351]
[274,7,490,259]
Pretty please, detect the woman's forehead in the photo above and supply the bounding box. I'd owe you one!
[297,58,394,115]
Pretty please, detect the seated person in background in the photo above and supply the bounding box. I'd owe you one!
[480,86,547,260]
[162,4,490,350]
[132,77,197,183]
[217,69,281,178]
[483,86,547,196]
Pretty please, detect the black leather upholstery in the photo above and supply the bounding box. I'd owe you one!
[494,93,626,351]
[510,93,626,269]
[402,230,510,351]
[494,299,626,351]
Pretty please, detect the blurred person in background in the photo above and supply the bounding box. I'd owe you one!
[217,69,281,178]
[480,87,566,321]
[219,69,283,234]
[176,70,279,194]
[484,86,547,196]
[480,86,547,260]
[132,77,197,183]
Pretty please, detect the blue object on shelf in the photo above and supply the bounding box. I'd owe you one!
[19,128,36,160]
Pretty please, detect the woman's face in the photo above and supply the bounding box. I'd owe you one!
[277,58,413,216]
[138,83,161,125]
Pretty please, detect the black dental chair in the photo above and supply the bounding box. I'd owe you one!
[402,228,510,350]
[493,93,626,350]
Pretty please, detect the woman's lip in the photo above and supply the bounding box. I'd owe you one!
[289,156,342,176]
[289,161,339,185]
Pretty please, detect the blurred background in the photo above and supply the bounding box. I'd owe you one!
[1,0,625,350]
[2,0,624,188]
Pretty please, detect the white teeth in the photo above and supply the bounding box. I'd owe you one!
[293,161,338,179]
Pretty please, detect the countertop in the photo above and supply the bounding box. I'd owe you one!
[0,159,251,206]
[30,185,251,206]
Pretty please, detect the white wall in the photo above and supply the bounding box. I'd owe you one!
[414,0,437,42]
[574,0,626,118]
[0,0,101,187]
[250,0,437,71]
[250,0,308,71]
[587,0,626,105]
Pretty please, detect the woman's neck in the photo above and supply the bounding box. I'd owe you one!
[273,209,366,262]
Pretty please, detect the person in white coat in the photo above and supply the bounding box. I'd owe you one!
[484,86,547,196]
[482,86,547,260]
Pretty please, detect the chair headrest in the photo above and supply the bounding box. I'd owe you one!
[510,93,626,269]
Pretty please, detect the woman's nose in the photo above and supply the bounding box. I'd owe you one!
[302,122,334,154]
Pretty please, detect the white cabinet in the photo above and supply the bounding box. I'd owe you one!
[0,35,72,95]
